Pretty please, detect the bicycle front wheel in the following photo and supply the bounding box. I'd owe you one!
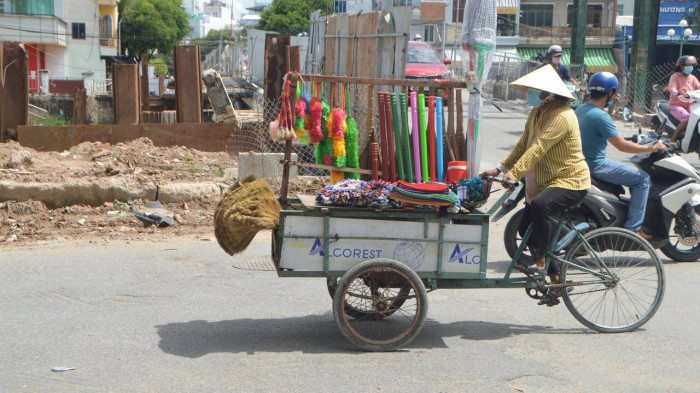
[561,228,665,333]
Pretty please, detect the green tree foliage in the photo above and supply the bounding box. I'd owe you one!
[191,29,234,62]
[149,57,169,76]
[118,0,190,57]
[257,0,331,35]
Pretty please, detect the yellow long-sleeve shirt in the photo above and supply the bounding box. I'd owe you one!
[501,100,590,192]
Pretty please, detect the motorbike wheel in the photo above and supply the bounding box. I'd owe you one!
[660,207,700,262]
[504,208,530,260]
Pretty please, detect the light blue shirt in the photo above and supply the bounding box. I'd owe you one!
[575,103,618,169]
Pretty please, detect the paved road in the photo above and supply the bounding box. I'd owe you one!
[2,106,700,392]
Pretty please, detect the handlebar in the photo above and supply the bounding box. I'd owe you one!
[482,175,520,188]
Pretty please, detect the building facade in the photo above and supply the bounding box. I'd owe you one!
[0,0,118,91]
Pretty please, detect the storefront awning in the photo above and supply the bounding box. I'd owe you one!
[517,47,618,73]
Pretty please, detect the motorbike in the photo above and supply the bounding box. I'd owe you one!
[655,89,700,158]
[495,130,700,262]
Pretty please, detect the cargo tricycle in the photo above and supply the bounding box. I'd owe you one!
[271,186,665,352]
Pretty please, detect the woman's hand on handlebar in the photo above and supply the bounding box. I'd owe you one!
[501,173,516,187]
[480,168,500,178]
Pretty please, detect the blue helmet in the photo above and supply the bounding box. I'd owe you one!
[588,72,619,93]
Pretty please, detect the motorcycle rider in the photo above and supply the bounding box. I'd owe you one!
[545,45,582,89]
[576,72,666,239]
[668,56,700,144]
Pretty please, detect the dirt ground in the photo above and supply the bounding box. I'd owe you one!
[0,138,324,247]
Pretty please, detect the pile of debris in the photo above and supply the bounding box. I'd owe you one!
[0,137,328,245]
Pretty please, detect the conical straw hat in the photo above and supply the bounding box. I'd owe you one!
[510,65,575,102]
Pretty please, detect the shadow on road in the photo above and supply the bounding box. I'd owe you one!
[156,314,590,357]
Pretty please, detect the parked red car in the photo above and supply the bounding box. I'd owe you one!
[405,41,452,81]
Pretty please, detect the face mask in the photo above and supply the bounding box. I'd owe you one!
[527,90,542,107]
[551,57,562,65]
[684,66,694,75]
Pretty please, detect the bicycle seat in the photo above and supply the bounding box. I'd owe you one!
[591,178,625,196]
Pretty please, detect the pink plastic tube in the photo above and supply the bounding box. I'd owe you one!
[410,92,421,183]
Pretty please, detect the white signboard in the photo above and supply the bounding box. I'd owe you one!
[280,216,484,273]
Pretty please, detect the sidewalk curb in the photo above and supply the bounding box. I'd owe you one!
[0,180,222,209]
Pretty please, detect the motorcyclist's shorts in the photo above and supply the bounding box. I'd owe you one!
[670,105,690,122]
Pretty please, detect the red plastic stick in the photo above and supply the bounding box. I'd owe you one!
[428,96,436,182]
[384,95,397,182]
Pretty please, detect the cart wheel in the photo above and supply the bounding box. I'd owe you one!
[333,259,428,351]
[327,276,410,320]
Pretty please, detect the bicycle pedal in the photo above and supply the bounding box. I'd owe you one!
[537,292,561,307]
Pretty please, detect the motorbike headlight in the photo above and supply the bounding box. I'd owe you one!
[440,71,452,79]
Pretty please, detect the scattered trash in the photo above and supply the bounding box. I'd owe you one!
[107,211,120,216]
[89,149,111,161]
[145,201,164,209]
[130,206,172,228]
[6,234,18,242]
[51,367,75,372]
[37,240,59,246]
[181,200,189,210]
[201,237,213,241]
[78,219,87,225]
[173,214,184,224]
[59,151,71,157]
[113,201,130,210]
[133,167,143,175]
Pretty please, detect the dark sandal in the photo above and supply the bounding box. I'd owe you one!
[514,263,538,274]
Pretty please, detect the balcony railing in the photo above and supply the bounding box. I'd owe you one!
[519,26,615,38]
[0,13,68,46]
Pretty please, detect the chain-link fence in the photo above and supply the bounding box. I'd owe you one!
[227,82,378,191]
[616,63,677,126]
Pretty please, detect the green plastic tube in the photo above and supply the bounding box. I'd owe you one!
[390,93,405,181]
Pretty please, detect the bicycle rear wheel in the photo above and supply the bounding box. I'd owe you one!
[561,228,665,333]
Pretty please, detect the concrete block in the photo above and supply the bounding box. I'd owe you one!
[238,152,298,182]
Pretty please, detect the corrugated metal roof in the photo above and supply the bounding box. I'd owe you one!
[497,0,519,9]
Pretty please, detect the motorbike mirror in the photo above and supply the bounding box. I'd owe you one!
[623,107,633,122]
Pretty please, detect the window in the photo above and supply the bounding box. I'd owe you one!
[393,0,412,5]
[333,0,346,14]
[407,45,442,64]
[566,4,603,28]
[101,15,113,38]
[497,14,516,36]
[424,25,435,42]
[519,4,553,28]
[72,23,86,39]
[11,0,54,16]
[0,1,4,14]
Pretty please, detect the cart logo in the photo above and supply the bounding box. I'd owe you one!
[309,238,337,257]
[393,241,425,270]
[449,245,476,264]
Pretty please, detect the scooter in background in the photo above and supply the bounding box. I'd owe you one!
[496,131,700,262]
